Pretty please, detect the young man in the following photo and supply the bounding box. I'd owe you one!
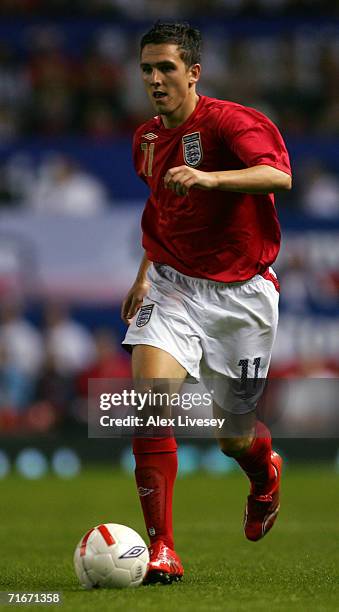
[121,22,292,584]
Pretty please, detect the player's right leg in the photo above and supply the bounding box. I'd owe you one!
[132,345,186,584]
[122,263,202,582]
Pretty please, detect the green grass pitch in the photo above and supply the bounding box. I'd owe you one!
[0,464,338,611]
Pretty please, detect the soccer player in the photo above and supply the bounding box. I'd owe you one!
[121,22,292,584]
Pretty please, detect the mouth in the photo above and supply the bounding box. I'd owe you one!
[152,91,168,101]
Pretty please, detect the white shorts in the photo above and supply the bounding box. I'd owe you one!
[122,263,279,414]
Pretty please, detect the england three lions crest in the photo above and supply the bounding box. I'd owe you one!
[182,132,203,167]
[136,304,154,327]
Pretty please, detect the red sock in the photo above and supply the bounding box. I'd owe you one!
[234,421,276,495]
[133,436,177,550]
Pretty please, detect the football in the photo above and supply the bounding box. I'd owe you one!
[74,523,149,588]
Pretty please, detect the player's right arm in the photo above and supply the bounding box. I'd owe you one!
[121,252,151,324]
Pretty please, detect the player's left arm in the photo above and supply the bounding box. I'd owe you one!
[164,164,292,196]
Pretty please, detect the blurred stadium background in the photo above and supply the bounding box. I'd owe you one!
[0,0,339,478]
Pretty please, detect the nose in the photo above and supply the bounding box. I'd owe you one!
[149,68,162,86]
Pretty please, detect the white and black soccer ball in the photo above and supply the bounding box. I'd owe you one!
[74,523,149,588]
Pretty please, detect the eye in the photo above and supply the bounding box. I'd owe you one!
[141,66,152,74]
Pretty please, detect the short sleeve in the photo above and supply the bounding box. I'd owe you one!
[132,126,148,185]
[132,129,140,172]
[218,105,291,176]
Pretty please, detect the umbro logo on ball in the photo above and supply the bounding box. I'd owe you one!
[119,546,146,559]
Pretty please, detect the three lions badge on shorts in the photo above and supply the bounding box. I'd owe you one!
[136,304,154,327]
[182,132,203,167]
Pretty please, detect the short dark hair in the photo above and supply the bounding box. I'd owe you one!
[140,22,202,67]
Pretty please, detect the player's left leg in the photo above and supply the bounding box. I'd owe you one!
[201,270,282,541]
[215,410,282,541]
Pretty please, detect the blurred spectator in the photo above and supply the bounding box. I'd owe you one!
[0,41,30,140]
[83,103,120,140]
[75,327,131,425]
[0,301,44,376]
[279,254,310,314]
[26,155,109,215]
[32,350,74,417]
[78,328,131,395]
[300,162,339,217]
[79,40,125,139]
[270,352,339,378]
[0,0,337,16]
[0,106,19,141]
[0,17,337,138]
[0,342,34,412]
[0,301,42,429]
[25,27,79,136]
[44,302,96,375]
[0,153,35,205]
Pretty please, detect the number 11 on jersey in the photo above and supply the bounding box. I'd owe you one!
[141,142,155,177]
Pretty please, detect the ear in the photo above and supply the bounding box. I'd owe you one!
[188,63,201,86]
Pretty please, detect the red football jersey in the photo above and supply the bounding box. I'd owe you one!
[133,95,291,282]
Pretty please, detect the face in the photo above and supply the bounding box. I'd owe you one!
[140,43,200,127]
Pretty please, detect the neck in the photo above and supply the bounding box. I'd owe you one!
[162,93,199,129]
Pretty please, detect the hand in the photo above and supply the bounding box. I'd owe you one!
[164,166,217,196]
[121,279,150,324]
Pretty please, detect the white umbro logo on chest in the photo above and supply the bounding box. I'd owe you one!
[142,132,158,140]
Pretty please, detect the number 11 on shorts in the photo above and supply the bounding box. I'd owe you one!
[238,357,262,385]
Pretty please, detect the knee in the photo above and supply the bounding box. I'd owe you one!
[218,434,254,457]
